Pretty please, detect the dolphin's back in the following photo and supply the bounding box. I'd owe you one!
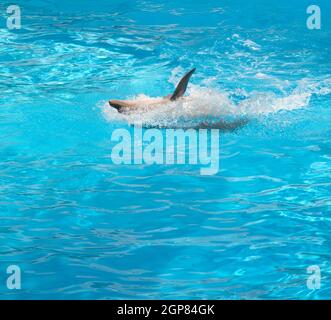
[109,68,196,113]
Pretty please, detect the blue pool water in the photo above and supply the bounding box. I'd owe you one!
[0,0,330,299]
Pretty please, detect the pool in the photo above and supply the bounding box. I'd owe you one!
[0,0,330,299]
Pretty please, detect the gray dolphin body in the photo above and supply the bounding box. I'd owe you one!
[108,68,248,131]
[109,68,196,113]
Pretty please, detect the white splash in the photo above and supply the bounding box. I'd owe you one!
[103,85,312,128]
[102,70,330,128]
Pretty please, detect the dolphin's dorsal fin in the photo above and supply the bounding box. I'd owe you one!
[170,68,196,101]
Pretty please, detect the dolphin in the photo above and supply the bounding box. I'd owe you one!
[108,68,248,131]
[109,68,196,114]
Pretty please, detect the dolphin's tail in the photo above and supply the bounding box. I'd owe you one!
[170,68,196,101]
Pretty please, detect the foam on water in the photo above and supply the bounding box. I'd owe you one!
[102,70,330,128]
